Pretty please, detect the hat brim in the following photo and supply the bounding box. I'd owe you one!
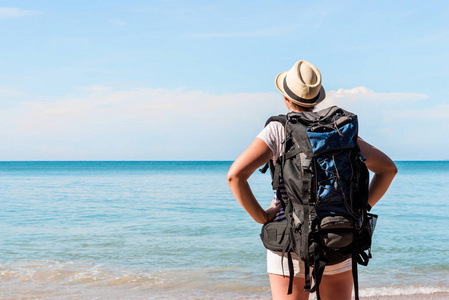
[275,71,326,107]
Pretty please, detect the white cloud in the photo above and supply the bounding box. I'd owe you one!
[385,104,449,122]
[316,86,449,160]
[315,86,430,133]
[316,86,428,109]
[0,85,445,160]
[0,7,38,19]
[5,87,284,133]
[0,87,284,160]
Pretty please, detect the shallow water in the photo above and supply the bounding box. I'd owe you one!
[0,161,448,299]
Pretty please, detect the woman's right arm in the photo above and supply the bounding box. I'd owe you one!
[358,138,398,209]
[227,138,282,224]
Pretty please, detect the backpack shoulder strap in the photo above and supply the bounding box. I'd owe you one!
[259,115,287,175]
[264,114,287,127]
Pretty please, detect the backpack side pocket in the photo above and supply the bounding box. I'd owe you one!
[357,213,378,251]
[260,222,291,252]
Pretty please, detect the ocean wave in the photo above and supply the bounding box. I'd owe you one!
[359,285,449,297]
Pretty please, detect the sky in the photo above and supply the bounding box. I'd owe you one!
[0,0,448,161]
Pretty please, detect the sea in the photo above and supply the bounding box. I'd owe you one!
[0,161,448,299]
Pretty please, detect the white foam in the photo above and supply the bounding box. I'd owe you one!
[304,286,449,300]
[359,285,449,297]
[304,285,449,299]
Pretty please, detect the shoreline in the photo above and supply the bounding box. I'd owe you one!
[360,293,449,300]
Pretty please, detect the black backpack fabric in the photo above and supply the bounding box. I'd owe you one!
[260,106,378,300]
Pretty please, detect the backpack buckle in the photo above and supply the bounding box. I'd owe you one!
[355,217,363,230]
[302,158,312,169]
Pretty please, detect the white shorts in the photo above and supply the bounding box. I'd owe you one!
[267,250,352,277]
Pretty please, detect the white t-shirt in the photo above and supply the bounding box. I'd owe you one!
[257,121,287,222]
[257,121,285,161]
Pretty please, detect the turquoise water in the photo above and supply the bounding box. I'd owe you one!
[0,161,448,299]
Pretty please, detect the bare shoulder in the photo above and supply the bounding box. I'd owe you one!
[227,138,273,181]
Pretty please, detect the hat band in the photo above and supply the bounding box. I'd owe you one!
[283,77,320,104]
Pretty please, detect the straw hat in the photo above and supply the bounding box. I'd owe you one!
[275,60,326,107]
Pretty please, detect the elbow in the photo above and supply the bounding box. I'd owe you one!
[227,169,242,185]
[227,168,249,185]
[380,161,398,179]
[227,171,235,185]
[371,156,398,177]
[389,161,398,177]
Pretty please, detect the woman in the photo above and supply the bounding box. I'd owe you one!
[227,60,397,300]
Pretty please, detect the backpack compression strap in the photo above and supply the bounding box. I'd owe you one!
[352,243,371,300]
[301,161,315,293]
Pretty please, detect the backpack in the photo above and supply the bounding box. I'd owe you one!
[259,106,378,300]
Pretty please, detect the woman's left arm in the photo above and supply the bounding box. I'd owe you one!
[227,138,281,224]
[358,137,398,209]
